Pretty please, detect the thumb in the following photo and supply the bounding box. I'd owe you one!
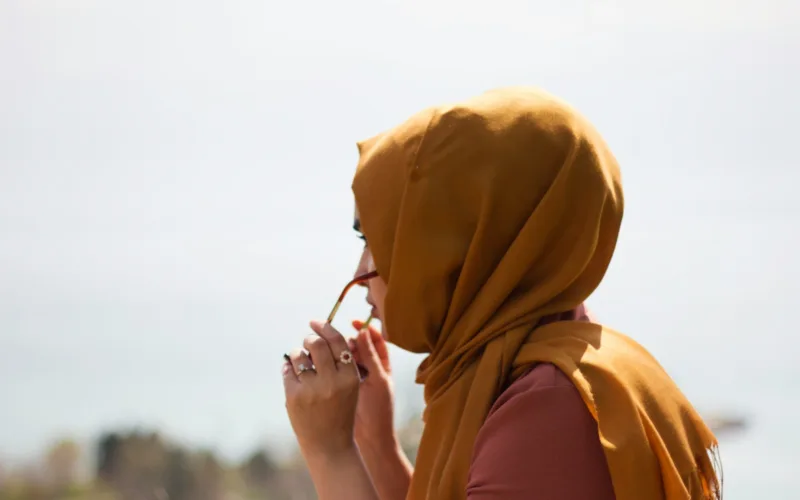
[352,319,366,331]
[352,320,384,376]
[353,320,391,372]
[367,327,391,373]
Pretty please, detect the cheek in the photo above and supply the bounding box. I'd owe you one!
[356,247,371,275]
[372,278,390,339]
[371,277,388,307]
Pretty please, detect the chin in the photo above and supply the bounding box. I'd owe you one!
[373,316,388,340]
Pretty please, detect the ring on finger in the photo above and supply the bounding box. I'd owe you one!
[338,350,354,365]
[296,363,315,376]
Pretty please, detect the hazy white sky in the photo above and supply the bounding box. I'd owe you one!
[1,1,798,495]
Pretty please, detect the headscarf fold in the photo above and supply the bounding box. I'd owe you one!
[352,87,720,500]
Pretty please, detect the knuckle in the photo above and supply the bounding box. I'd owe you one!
[303,335,321,348]
[323,323,344,341]
[304,336,329,356]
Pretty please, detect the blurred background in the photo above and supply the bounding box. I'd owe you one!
[0,0,797,498]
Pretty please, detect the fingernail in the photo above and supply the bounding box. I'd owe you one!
[283,353,290,362]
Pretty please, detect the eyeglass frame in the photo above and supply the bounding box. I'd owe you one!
[326,270,379,325]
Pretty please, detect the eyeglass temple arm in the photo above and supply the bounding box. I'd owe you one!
[326,270,379,324]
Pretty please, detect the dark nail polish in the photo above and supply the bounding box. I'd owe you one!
[283,353,290,362]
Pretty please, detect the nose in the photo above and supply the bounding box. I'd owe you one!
[354,248,370,285]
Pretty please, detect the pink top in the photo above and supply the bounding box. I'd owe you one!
[466,313,617,500]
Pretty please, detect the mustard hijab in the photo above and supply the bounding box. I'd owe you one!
[352,87,720,500]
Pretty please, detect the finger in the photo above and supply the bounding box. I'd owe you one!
[352,319,369,332]
[352,319,383,343]
[368,328,391,372]
[310,320,354,371]
[353,320,391,373]
[355,327,382,376]
[348,319,374,363]
[287,348,315,380]
[345,336,370,380]
[282,354,298,381]
[282,354,299,392]
[303,334,336,375]
[346,338,365,367]
[346,334,366,364]
[347,337,358,353]
[351,321,378,374]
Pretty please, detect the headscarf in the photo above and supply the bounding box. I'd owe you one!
[352,87,720,500]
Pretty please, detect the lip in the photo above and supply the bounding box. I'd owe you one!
[366,299,378,317]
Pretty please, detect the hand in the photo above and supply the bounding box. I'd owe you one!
[283,320,361,462]
[348,320,397,451]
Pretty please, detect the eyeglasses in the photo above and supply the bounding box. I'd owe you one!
[326,269,379,379]
[326,270,379,325]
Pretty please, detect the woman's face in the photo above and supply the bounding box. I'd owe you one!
[355,245,387,320]
[354,213,388,337]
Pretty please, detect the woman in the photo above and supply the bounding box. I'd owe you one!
[282,87,721,500]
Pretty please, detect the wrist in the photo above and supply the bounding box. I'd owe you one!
[301,444,380,500]
[356,433,413,500]
[358,433,413,478]
[356,430,401,459]
[302,440,360,470]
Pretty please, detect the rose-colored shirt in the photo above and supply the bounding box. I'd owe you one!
[466,362,616,499]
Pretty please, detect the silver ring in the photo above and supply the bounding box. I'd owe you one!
[296,363,313,375]
[339,350,354,365]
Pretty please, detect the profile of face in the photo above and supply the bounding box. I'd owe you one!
[353,211,388,337]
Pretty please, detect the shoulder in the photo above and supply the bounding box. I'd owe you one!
[467,363,616,499]
[495,362,576,402]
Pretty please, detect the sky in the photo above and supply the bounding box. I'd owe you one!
[1,0,799,496]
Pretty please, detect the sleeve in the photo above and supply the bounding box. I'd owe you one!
[466,370,616,500]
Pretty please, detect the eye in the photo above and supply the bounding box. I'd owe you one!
[353,219,367,245]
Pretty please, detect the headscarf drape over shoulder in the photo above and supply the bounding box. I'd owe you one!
[352,87,720,500]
